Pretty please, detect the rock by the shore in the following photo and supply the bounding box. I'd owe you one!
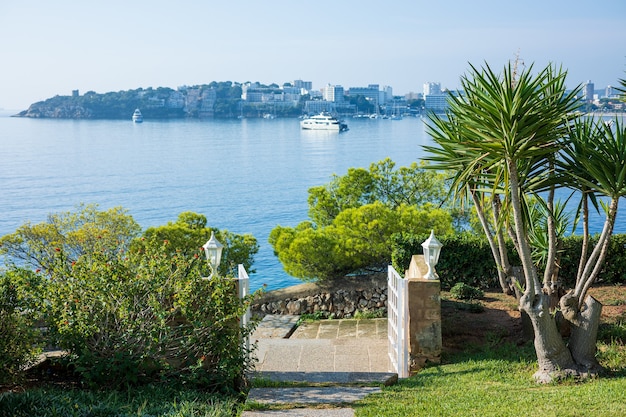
[251,273,387,319]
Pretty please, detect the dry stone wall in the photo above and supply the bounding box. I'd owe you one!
[251,273,388,318]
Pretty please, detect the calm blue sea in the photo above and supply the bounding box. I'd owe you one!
[0,112,622,291]
[0,112,436,291]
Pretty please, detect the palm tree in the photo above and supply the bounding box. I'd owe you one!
[423,61,626,382]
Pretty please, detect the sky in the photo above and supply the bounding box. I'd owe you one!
[1,0,625,110]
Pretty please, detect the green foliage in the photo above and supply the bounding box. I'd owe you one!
[391,232,518,289]
[0,203,142,273]
[449,282,485,300]
[139,211,259,276]
[43,240,256,390]
[307,158,448,227]
[353,309,386,319]
[271,159,455,282]
[0,269,43,385]
[271,202,453,282]
[297,311,331,325]
[0,384,240,417]
[393,231,626,289]
[0,205,260,391]
[558,234,626,286]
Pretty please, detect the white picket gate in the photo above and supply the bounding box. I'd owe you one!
[237,264,251,355]
[387,265,409,378]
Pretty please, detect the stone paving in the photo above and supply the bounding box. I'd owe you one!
[242,316,395,417]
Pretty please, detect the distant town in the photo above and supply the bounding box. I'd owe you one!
[14,79,624,120]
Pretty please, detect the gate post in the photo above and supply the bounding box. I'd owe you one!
[405,255,442,370]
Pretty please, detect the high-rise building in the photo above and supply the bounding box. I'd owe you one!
[583,80,594,101]
[423,82,441,96]
[606,85,615,98]
[381,86,393,104]
[293,79,313,91]
[423,82,448,112]
[322,84,344,102]
[347,85,380,106]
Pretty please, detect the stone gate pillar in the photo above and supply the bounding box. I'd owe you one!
[405,255,442,372]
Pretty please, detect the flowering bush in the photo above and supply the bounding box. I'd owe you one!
[44,240,257,391]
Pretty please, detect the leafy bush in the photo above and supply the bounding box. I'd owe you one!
[558,234,626,286]
[140,211,259,276]
[43,241,256,391]
[392,231,626,289]
[270,159,455,283]
[271,202,453,282]
[0,269,43,385]
[450,282,484,300]
[391,232,518,289]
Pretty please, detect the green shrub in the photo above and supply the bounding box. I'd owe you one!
[43,241,257,391]
[392,231,626,289]
[0,269,43,385]
[391,232,518,289]
[450,282,484,300]
[558,234,626,286]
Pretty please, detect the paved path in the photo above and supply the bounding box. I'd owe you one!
[253,318,390,374]
[242,316,395,417]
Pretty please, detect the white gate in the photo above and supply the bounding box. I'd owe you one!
[388,265,409,378]
[237,264,251,355]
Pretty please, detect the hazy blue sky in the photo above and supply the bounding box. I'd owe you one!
[1,0,625,110]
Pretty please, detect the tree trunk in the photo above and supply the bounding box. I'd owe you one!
[568,295,604,376]
[520,293,576,383]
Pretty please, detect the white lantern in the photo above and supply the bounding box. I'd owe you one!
[202,231,224,278]
[421,230,443,280]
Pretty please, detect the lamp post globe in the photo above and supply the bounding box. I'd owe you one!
[421,230,443,280]
[203,231,224,278]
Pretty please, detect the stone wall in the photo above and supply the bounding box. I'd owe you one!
[251,273,388,318]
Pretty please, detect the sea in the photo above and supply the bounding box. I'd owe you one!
[0,111,623,292]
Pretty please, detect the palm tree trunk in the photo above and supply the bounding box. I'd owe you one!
[508,159,574,381]
[575,198,618,308]
[522,292,576,383]
[470,190,512,295]
[568,295,603,375]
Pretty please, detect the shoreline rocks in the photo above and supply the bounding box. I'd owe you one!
[251,273,388,319]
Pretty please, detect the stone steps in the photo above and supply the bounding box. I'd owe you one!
[242,315,394,416]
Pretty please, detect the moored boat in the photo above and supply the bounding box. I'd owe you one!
[300,112,348,131]
[132,108,143,123]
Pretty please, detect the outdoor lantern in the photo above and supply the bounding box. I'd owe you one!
[203,231,224,278]
[421,230,443,280]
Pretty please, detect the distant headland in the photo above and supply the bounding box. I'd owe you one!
[13,81,426,120]
[14,83,253,120]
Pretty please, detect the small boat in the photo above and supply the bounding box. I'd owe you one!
[300,112,348,131]
[132,108,143,123]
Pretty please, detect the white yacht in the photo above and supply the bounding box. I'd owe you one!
[300,112,348,131]
[132,108,143,123]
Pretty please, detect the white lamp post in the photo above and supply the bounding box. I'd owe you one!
[203,231,224,279]
[421,230,443,280]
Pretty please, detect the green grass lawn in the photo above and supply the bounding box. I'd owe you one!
[0,384,242,417]
[354,336,626,417]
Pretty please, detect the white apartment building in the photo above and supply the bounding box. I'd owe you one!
[322,84,344,102]
[423,82,442,96]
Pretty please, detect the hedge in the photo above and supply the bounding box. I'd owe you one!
[391,232,626,289]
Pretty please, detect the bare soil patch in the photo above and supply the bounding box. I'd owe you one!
[442,285,626,353]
